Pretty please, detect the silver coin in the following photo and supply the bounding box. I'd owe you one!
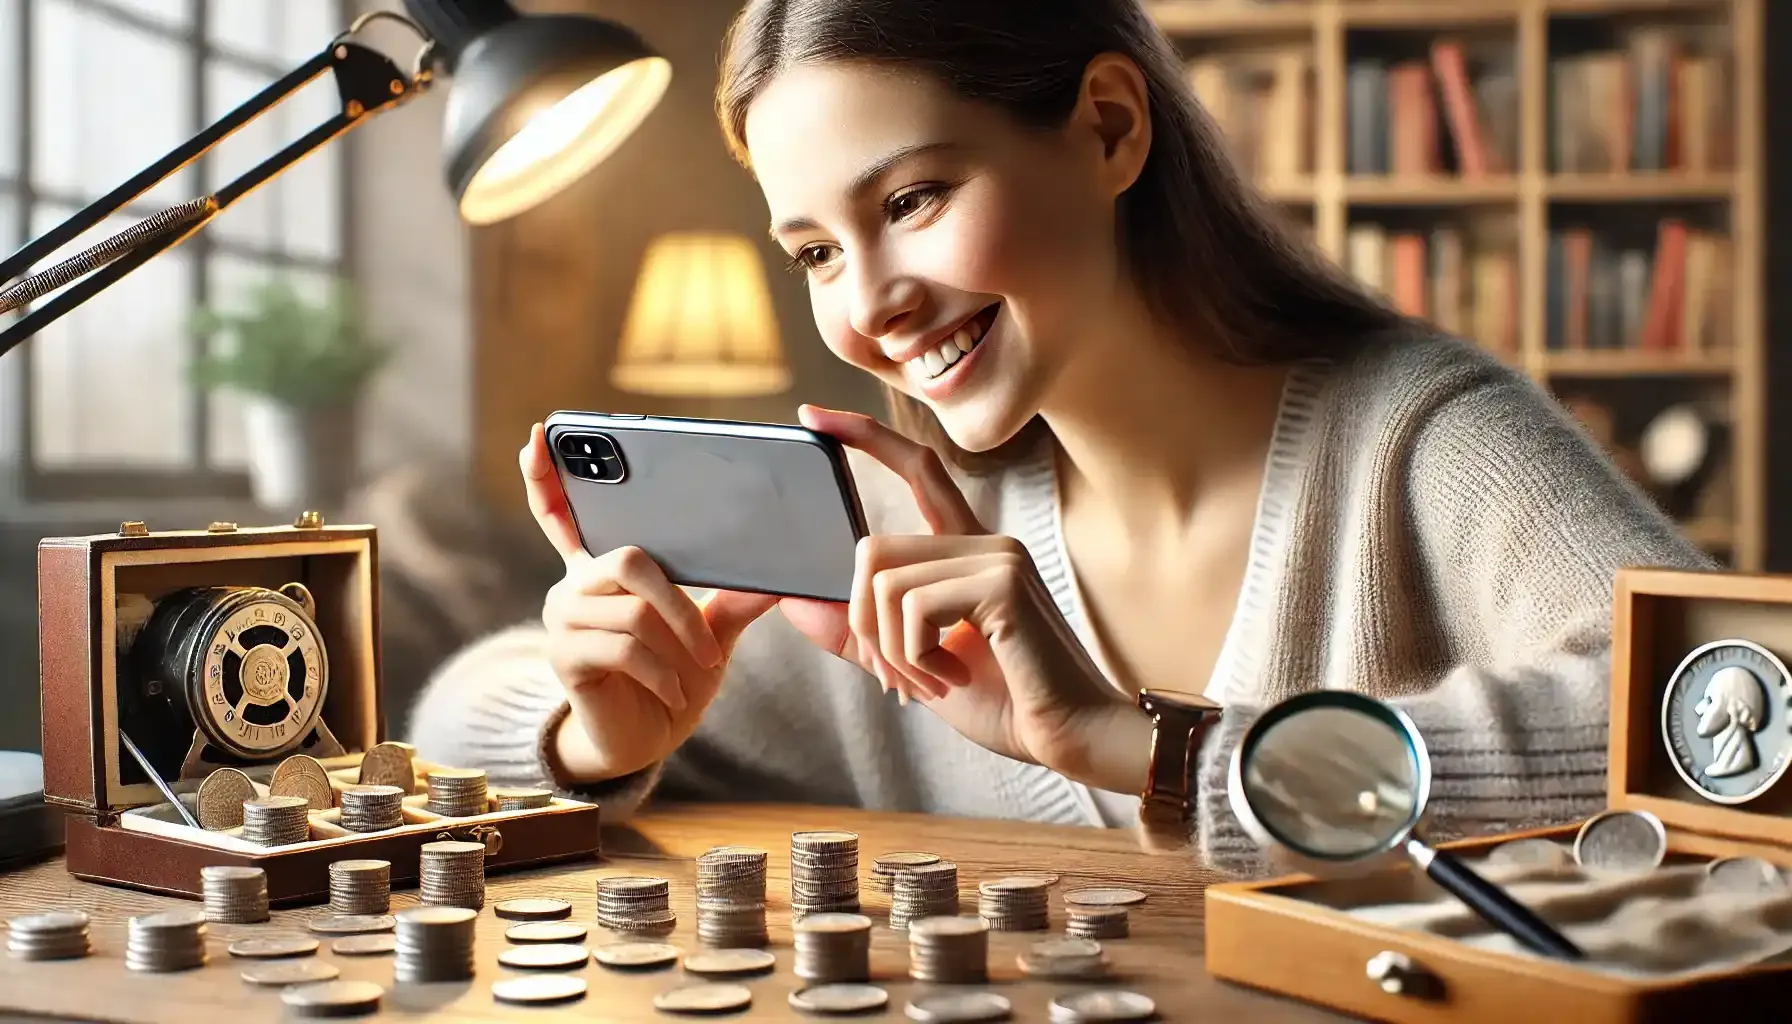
[682,948,776,976]
[280,979,384,1015]
[1049,990,1156,1022]
[1573,810,1667,871]
[227,934,319,959]
[1660,638,1792,805]
[1486,837,1572,869]
[240,959,340,986]
[331,934,396,956]
[905,991,1012,1023]
[1002,872,1059,887]
[495,898,573,921]
[1031,938,1103,959]
[1062,887,1147,907]
[497,943,590,970]
[1704,856,1788,893]
[493,974,588,1005]
[507,921,590,945]
[653,982,752,1013]
[791,984,889,1014]
[593,941,682,968]
[306,914,395,935]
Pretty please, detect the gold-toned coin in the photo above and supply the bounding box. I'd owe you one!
[306,914,395,936]
[356,742,416,793]
[240,959,339,986]
[331,933,396,956]
[196,768,258,830]
[269,755,336,811]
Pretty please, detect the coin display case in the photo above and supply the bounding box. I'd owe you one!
[1205,567,1792,1023]
[38,518,601,906]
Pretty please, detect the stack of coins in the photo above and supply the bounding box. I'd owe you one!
[695,847,769,947]
[906,914,988,984]
[869,852,939,895]
[242,795,311,846]
[201,865,270,923]
[790,831,860,918]
[329,859,392,915]
[393,906,477,983]
[792,912,872,983]
[1017,937,1109,980]
[890,860,959,930]
[977,876,1050,931]
[419,841,486,910]
[125,909,208,973]
[492,788,552,811]
[424,769,488,817]
[1065,905,1128,939]
[595,876,676,934]
[6,911,91,960]
[339,785,405,832]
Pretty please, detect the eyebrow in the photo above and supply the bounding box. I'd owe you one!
[769,141,957,238]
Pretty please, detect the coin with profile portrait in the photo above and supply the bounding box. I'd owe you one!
[1660,639,1792,806]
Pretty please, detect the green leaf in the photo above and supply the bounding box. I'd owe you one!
[186,277,394,408]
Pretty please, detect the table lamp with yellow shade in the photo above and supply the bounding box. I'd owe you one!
[611,232,793,398]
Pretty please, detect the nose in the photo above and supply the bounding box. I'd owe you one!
[847,259,926,341]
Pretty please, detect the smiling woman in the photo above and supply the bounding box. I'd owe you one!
[407,0,1712,875]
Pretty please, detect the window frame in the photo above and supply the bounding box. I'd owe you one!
[0,0,354,504]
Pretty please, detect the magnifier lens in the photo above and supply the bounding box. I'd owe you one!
[1240,704,1421,859]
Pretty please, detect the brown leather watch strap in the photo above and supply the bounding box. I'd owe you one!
[1135,688,1222,853]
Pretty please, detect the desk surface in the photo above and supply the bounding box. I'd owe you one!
[0,802,1350,1022]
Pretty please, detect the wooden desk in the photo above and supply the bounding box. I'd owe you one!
[0,802,1350,1022]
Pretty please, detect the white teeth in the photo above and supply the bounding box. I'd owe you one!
[904,309,994,382]
[935,339,964,367]
[921,348,946,376]
[952,329,974,353]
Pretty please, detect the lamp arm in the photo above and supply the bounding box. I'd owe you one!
[0,37,431,361]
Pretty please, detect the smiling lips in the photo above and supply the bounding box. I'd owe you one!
[902,303,1000,388]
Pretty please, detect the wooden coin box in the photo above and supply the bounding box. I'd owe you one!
[38,519,601,905]
[1206,567,1792,1023]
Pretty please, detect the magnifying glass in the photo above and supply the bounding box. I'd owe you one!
[1227,691,1584,961]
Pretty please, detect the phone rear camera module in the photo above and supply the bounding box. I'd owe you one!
[559,432,626,484]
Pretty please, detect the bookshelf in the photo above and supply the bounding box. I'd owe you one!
[1149,0,1764,570]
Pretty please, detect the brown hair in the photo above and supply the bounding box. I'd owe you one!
[717,0,1403,471]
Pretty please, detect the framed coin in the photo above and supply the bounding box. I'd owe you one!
[1573,809,1667,872]
[270,754,337,811]
[196,768,259,830]
[1660,638,1792,806]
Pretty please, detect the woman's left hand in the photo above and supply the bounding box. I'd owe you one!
[777,405,1150,794]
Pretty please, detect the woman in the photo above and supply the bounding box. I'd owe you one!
[409,0,1706,873]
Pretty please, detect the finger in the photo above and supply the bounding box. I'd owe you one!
[520,423,588,562]
[855,533,1022,574]
[851,539,936,702]
[779,598,855,661]
[548,594,708,681]
[800,405,985,535]
[700,590,779,652]
[554,629,686,712]
[570,547,722,668]
[901,573,1007,687]
[874,556,1000,691]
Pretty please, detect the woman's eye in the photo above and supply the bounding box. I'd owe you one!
[787,244,838,273]
[886,186,944,221]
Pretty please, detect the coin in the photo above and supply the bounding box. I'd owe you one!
[1065,906,1128,940]
[307,914,395,935]
[1004,872,1059,887]
[331,934,396,956]
[978,876,1051,931]
[270,754,337,811]
[1704,856,1787,894]
[1049,990,1156,1023]
[597,875,676,933]
[904,991,1012,1022]
[125,909,207,973]
[793,913,872,983]
[240,959,341,986]
[242,795,312,846]
[6,910,91,961]
[508,921,590,945]
[682,948,776,976]
[890,860,958,930]
[338,785,405,833]
[907,915,989,984]
[492,787,553,811]
[1017,937,1108,979]
[202,865,270,924]
[420,839,487,910]
[497,943,590,970]
[1062,887,1147,907]
[1660,638,1792,806]
[356,742,416,792]
[495,898,572,921]
[328,859,391,914]
[196,768,259,830]
[424,767,489,817]
[1573,810,1667,871]
[791,983,889,1014]
[1486,837,1573,869]
[592,941,681,969]
[280,979,384,1016]
[653,982,753,1014]
[493,975,588,1006]
[791,831,861,918]
[227,934,319,959]
[394,905,478,984]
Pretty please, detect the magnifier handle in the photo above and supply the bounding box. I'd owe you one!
[1420,846,1584,961]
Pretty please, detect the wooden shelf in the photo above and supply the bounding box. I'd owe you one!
[1681,517,1735,549]
[1146,2,1316,36]
[1544,0,1730,17]
[1345,176,1521,205]
[1545,173,1735,202]
[1541,350,1734,377]
[1342,2,1522,29]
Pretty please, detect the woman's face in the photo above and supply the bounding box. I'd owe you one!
[744,61,1129,452]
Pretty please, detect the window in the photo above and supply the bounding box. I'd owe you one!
[0,0,349,502]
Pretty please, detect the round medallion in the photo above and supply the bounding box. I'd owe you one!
[1660,638,1792,806]
[196,592,327,758]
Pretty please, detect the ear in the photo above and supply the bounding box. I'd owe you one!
[1072,53,1152,197]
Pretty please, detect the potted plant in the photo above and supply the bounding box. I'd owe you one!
[189,278,393,512]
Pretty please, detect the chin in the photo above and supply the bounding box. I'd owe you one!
[934,401,1036,454]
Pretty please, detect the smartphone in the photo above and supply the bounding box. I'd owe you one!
[544,410,870,602]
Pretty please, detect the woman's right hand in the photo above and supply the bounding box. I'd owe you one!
[520,423,777,784]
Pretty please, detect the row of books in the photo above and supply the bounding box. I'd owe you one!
[1347,41,1518,177]
[1186,47,1313,183]
[1551,26,1733,174]
[1344,222,1518,356]
[1546,220,1732,353]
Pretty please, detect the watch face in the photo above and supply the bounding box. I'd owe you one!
[198,595,327,757]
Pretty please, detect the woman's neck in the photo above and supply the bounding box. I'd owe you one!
[1039,296,1289,545]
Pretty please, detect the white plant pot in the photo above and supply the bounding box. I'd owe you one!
[241,395,360,513]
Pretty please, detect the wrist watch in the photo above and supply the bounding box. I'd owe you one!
[1135,688,1223,853]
